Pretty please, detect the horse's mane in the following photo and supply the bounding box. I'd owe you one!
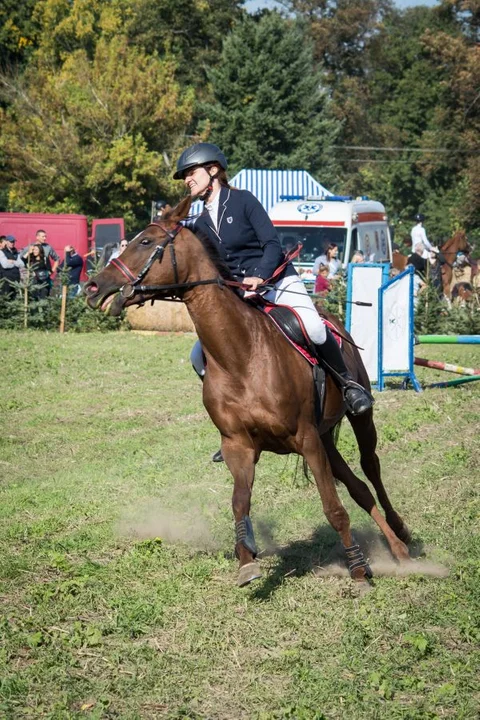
[192,229,237,283]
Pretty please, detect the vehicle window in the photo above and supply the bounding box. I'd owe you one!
[278,227,347,264]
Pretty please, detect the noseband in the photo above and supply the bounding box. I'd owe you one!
[109,221,236,302]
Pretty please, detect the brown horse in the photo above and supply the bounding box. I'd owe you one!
[85,198,411,587]
[392,230,472,299]
[438,230,472,299]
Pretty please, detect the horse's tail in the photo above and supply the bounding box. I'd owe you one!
[332,419,343,447]
[302,457,310,484]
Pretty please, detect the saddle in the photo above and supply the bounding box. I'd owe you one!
[248,297,343,421]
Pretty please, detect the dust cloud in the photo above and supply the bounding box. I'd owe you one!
[312,529,449,579]
[117,501,220,551]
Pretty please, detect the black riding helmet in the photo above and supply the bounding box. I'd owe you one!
[415,213,425,222]
[173,142,227,180]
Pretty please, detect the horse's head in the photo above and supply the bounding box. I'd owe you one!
[84,197,193,315]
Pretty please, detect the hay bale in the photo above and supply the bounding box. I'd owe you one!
[126,301,195,332]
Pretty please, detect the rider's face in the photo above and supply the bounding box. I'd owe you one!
[183,166,212,197]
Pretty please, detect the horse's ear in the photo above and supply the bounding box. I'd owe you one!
[166,196,192,224]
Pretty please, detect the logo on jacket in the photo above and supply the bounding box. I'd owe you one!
[227,216,233,224]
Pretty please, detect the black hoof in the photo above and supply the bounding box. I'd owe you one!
[212,449,224,463]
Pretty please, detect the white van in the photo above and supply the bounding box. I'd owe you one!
[269,195,392,281]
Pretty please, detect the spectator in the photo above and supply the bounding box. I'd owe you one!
[0,236,5,288]
[351,250,365,264]
[59,245,84,296]
[152,199,167,222]
[0,235,24,299]
[22,243,52,299]
[314,263,330,295]
[98,243,116,268]
[411,214,435,259]
[313,243,342,279]
[109,238,129,262]
[407,243,427,276]
[21,229,59,275]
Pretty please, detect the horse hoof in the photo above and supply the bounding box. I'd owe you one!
[350,564,373,584]
[238,561,262,587]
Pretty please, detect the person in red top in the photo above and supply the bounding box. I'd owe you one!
[314,263,330,295]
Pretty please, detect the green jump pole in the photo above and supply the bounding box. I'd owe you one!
[417,335,480,344]
[426,375,480,389]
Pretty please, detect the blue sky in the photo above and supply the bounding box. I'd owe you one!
[245,0,439,12]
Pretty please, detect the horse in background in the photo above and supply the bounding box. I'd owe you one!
[391,230,473,300]
[439,230,472,299]
[84,197,411,588]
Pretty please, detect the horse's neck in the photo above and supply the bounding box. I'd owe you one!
[442,235,462,255]
[183,254,256,370]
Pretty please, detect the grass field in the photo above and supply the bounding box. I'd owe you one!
[1,330,479,719]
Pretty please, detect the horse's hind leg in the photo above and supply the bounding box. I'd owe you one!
[301,431,372,583]
[222,437,262,587]
[321,431,410,563]
[348,410,412,544]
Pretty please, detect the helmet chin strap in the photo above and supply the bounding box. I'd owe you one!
[198,168,218,203]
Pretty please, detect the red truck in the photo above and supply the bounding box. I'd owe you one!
[0,213,125,278]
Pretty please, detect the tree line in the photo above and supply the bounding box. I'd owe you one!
[0,0,478,244]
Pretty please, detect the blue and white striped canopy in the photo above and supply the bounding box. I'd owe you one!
[189,169,331,217]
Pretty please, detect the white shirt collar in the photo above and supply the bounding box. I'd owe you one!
[205,191,221,230]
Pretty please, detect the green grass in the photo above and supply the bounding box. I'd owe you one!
[1,331,479,719]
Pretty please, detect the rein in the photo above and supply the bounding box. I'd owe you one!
[109,221,246,303]
[108,227,361,349]
[109,224,302,303]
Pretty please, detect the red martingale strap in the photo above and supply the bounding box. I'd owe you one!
[109,257,137,283]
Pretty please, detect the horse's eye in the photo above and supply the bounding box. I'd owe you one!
[141,237,152,246]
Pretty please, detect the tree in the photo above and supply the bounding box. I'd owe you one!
[204,11,340,183]
[30,0,245,87]
[0,0,38,69]
[279,0,394,78]
[346,6,461,235]
[0,37,194,226]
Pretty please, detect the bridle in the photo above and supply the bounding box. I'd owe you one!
[107,220,305,305]
[109,221,240,302]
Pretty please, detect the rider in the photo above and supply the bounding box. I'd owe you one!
[173,143,373,456]
[411,213,436,259]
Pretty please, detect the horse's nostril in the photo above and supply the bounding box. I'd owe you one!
[86,283,98,295]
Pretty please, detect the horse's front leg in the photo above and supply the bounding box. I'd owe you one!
[222,437,262,587]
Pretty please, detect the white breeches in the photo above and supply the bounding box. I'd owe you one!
[190,274,327,377]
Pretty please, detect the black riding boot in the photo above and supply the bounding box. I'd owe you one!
[194,366,224,463]
[315,329,374,416]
